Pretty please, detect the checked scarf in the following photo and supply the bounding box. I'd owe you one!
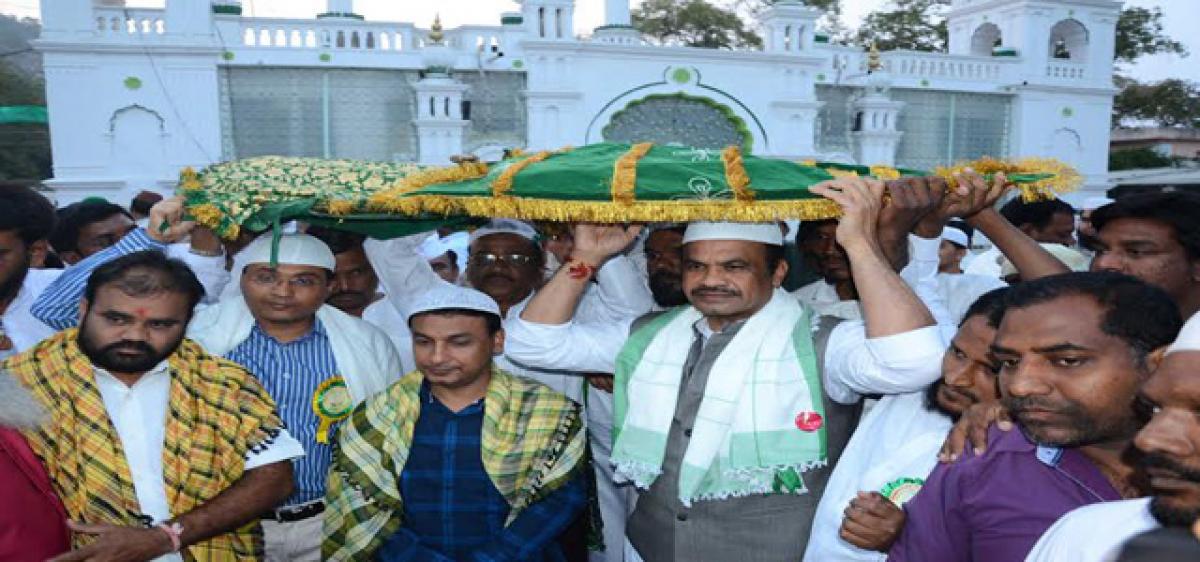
[323,367,586,561]
[6,329,285,561]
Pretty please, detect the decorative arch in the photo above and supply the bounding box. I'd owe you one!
[970,23,1002,56]
[586,67,767,152]
[107,104,165,134]
[1049,19,1089,62]
[600,93,752,152]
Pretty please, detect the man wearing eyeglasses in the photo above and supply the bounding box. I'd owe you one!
[28,202,403,562]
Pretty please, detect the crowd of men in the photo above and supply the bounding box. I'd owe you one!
[1,174,1200,562]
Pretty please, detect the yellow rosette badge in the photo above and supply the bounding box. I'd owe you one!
[312,376,354,444]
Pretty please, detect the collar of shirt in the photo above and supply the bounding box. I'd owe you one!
[419,379,485,416]
[693,317,748,346]
[248,318,328,345]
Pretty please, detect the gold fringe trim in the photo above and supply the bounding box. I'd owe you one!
[611,142,654,205]
[363,161,489,214]
[828,168,860,179]
[869,165,901,180]
[492,151,552,197]
[933,157,1082,201]
[364,194,843,223]
[179,167,202,191]
[324,199,357,216]
[721,146,755,202]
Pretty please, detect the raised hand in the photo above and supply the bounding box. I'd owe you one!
[878,177,946,243]
[570,223,644,266]
[810,176,885,255]
[146,195,196,244]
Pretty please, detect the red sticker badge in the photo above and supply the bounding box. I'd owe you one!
[794,411,824,432]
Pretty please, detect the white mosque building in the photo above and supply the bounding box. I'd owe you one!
[35,0,1120,204]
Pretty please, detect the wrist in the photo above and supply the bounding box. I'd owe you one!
[563,256,598,281]
[964,208,1001,229]
[154,522,183,554]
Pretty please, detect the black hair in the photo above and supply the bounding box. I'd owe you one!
[0,185,56,245]
[764,243,786,271]
[796,218,838,244]
[961,287,1009,328]
[946,220,974,248]
[84,250,206,312]
[408,307,503,335]
[49,201,133,254]
[999,197,1075,230]
[305,226,366,256]
[991,272,1181,365]
[129,192,162,216]
[1090,191,1200,260]
[444,249,458,264]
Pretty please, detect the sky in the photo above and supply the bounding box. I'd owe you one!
[1,0,1195,83]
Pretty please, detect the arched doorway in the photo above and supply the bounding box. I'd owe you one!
[970,23,1002,56]
[1048,19,1089,61]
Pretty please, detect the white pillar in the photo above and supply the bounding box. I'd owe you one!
[852,72,904,166]
[604,0,630,27]
[326,0,354,15]
[413,76,470,165]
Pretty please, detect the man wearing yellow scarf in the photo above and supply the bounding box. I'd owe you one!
[7,250,301,561]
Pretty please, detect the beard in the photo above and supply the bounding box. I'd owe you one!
[0,254,30,305]
[78,316,180,374]
[1142,453,1200,527]
[328,290,369,312]
[648,271,686,308]
[1003,395,1136,448]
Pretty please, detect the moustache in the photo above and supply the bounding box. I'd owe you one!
[1140,453,1200,483]
[329,290,366,301]
[100,340,156,356]
[689,286,740,297]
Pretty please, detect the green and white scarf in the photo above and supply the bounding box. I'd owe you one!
[611,289,826,506]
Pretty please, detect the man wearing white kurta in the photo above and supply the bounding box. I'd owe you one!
[506,177,949,561]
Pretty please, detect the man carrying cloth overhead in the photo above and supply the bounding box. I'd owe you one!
[324,283,588,561]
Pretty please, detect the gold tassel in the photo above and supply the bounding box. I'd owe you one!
[188,204,224,229]
[611,142,654,205]
[367,161,489,209]
[367,194,843,223]
[721,146,755,202]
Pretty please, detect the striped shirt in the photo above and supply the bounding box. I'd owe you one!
[227,322,340,506]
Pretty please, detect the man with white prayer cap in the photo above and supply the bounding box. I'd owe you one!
[30,227,403,562]
[1026,310,1200,562]
[363,219,654,562]
[504,174,955,561]
[324,284,587,561]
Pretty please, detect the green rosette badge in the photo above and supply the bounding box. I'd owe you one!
[880,477,925,506]
[313,375,354,444]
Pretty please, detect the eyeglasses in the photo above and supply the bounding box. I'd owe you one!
[469,253,537,267]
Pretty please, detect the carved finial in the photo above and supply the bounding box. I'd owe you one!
[429,13,444,44]
[867,41,882,73]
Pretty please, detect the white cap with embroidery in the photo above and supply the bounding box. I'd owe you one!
[238,232,336,272]
[406,284,502,323]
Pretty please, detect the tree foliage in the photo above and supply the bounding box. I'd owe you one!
[1114,78,1200,129]
[853,0,950,52]
[0,15,50,181]
[1114,6,1187,65]
[1108,148,1176,171]
[633,0,763,50]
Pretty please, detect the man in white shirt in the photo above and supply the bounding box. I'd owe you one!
[0,185,62,357]
[1026,309,1200,562]
[10,250,303,561]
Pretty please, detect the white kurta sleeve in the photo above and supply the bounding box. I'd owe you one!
[504,315,634,374]
[822,234,951,403]
[577,255,655,323]
[363,232,454,319]
[243,427,305,470]
[166,243,230,304]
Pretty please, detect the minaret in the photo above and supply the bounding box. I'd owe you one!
[593,0,640,44]
[413,15,470,165]
[852,44,904,166]
[320,0,360,19]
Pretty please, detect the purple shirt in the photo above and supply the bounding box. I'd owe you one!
[888,426,1122,562]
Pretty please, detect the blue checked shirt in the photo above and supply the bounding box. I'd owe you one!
[377,382,586,562]
[226,322,339,506]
